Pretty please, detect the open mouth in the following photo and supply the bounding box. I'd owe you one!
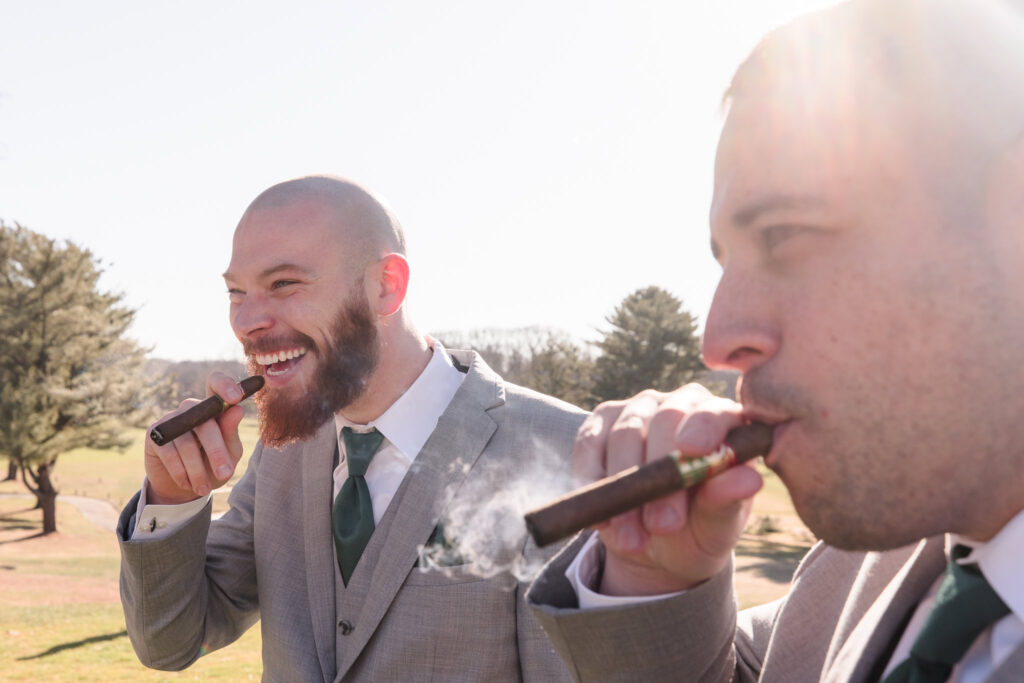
[253,348,308,377]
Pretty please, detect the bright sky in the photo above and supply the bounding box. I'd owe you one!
[1,0,835,362]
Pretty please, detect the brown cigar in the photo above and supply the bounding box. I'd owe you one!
[524,422,774,547]
[150,375,265,446]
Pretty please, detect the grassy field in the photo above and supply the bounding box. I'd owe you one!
[48,419,264,515]
[1,424,812,679]
[0,495,264,681]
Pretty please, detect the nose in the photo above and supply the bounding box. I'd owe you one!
[230,293,274,341]
[701,267,780,374]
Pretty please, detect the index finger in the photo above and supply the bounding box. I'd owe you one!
[206,371,245,404]
[646,388,744,462]
[571,401,624,486]
[191,406,243,482]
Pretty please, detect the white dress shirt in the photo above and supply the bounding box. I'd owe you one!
[568,509,1024,681]
[333,341,464,525]
[131,339,464,540]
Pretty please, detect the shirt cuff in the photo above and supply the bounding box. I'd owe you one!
[130,478,212,541]
[565,534,685,609]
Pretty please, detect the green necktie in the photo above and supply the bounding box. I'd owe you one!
[882,545,1010,683]
[332,427,385,585]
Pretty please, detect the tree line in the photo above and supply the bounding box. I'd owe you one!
[1,222,731,534]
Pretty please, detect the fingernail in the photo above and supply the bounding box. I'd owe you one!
[196,484,210,496]
[653,502,680,529]
[228,386,243,402]
[216,465,232,479]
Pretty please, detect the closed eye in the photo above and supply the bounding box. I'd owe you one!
[761,224,815,252]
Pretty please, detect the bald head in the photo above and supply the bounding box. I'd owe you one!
[243,175,407,269]
[724,0,1024,225]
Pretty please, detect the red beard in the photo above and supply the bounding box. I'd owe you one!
[245,291,379,447]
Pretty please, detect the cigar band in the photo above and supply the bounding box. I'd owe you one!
[672,444,738,488]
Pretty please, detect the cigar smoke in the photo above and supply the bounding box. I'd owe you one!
[415,435,576,584]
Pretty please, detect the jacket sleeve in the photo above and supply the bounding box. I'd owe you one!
[516,532,585,681]
[526,533,781,682]
[117,444,264,671]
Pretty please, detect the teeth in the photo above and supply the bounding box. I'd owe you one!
[254,348,306,366]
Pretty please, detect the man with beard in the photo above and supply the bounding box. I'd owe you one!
[117,175,586,680]
[527,0,1024,681]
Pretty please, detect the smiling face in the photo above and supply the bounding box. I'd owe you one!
[224,194,381,446]
[702,48,1024,548]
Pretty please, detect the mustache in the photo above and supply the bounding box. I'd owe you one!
[736,369,814,422]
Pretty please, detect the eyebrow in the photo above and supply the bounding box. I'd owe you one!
[222,263,315,282]
[731,194,827,227]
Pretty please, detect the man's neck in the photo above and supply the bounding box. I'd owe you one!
[337,330,432,424]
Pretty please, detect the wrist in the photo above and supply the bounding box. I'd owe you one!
[145,480,200,506]
[600,553,704,597]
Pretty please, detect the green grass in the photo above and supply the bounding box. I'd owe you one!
[48,418,262,513]
[0,496,263,681]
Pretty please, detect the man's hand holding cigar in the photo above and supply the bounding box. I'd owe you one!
[570,383,765,597]
[143,372,252,505]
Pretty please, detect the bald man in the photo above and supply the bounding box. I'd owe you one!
[117,176,586,681]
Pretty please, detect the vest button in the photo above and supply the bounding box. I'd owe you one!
[338,619,354,635]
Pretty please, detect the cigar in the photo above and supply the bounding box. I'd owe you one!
[150,376,265,446]
[524,422,774,547]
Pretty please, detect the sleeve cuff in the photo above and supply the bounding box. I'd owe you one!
[565,534,685,609]
[130,478,212,541]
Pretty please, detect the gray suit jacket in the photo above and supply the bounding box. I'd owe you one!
[119,350,587,682]
[527,533,1024,682]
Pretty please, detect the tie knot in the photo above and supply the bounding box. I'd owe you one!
[911,547,1010,664]
[341,427,384,476]
[881,546,1010,683]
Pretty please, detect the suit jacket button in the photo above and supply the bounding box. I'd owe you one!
[338,619,354,635]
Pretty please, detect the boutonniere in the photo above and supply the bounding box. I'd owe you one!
[416,521,468,568]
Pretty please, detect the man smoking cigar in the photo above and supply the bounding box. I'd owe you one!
[526,1,1024,680]
[117,176,586,680]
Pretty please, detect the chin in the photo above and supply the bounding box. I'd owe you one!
[799,503,934,552]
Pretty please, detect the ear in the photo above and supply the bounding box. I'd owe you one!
[369,253,410,317]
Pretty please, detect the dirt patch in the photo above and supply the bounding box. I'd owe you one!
[0,567,119,606]
[733,513,816,608]
[0,497,122,607]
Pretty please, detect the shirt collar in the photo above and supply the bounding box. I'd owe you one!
[951,508,1024,623]
[334,339,465,462]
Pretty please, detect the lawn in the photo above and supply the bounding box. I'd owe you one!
[1,424,813,679]
[47,419,263,515]
[0,495,263,681]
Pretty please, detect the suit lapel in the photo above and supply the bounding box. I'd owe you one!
[301,421,341,682]
[334,351,502,679]
[823,536,946,683]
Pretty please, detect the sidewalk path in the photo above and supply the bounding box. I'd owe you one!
[62,495,120,532]
[0,492,119,532]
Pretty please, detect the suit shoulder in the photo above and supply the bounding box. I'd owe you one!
[498,380,589,421]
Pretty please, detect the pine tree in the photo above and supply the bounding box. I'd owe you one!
[0,222,165,533]
[518,337,597,410]
[592,286,705,403]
